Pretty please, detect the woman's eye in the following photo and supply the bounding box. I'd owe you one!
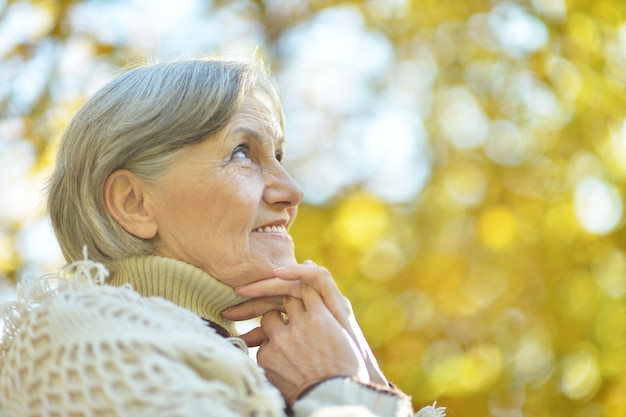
[275,149,283,163]
[231,145,251,161]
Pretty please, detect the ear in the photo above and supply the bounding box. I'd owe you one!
[104,169,158,239]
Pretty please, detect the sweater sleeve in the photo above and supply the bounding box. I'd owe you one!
[291,377,414,417]
[0,284,285,417]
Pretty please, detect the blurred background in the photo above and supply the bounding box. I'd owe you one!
[2,0,626,415]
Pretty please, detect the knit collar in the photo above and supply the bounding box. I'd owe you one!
[108,255,248,335]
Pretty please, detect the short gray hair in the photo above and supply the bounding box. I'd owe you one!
[47,57,282,267]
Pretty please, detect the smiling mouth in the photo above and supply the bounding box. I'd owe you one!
[253,225,293,240]
[254,225,287,233]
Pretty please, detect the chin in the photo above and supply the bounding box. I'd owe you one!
[272,253,298,268]
[246,255,297,283]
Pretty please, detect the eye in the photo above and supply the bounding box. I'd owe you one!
[231,144,251,161]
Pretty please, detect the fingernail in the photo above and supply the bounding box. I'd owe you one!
[303,259,316,265]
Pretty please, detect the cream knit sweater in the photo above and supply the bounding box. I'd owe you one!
[0,255,444,417]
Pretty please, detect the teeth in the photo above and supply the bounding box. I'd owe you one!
[255,225,287,233]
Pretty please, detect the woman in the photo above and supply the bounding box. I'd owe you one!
[0,57,445,417]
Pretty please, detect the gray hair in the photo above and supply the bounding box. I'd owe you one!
[47,57,282,267]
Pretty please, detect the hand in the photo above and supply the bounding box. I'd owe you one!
[223,261,388,386]
[256,289,369,405]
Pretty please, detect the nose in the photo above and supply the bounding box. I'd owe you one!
[263,162,304,209]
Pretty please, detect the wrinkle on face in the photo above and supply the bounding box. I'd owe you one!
[145,90,302,286]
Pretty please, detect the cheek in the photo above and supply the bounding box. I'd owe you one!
[221,174,263,212]
[166,171,263,244]
[157,183,216,239]
[208,182,261,234]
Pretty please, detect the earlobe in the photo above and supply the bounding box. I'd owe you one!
[104,169,158,239]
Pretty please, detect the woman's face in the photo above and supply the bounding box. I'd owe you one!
[149,90,304,287]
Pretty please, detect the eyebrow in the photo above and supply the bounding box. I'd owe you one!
[232,127,285,147]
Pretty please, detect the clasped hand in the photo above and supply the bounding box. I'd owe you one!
[222,261,388,405]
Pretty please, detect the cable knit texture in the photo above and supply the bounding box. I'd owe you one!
[0,255,444,417]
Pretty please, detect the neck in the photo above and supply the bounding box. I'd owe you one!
[108,255,248,335]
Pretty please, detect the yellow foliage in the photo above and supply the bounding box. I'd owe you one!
[560,346,601,401]
[478,206,517,250]
[5,0,626,415]
[331,193,388,251]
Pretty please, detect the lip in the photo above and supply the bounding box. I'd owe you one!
[254,217,290,229]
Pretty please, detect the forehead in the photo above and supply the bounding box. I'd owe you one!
[230,91,284,144]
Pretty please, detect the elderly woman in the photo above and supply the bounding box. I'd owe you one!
[0,58,444,417]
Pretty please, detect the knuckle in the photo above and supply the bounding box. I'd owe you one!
[319,266,331,276]
[260,310,278,326]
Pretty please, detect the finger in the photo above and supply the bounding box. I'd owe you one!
[222,297,285,320]
[237,326,268,347]
[273,264,339,293]
[283,295,305,319]
[260,310,287,335]
[235,278,302,299]
[300,284,331,315]
[274,264,348,317]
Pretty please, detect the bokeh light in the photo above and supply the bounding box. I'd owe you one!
[575,176,623,235]
[3,0,626,415]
